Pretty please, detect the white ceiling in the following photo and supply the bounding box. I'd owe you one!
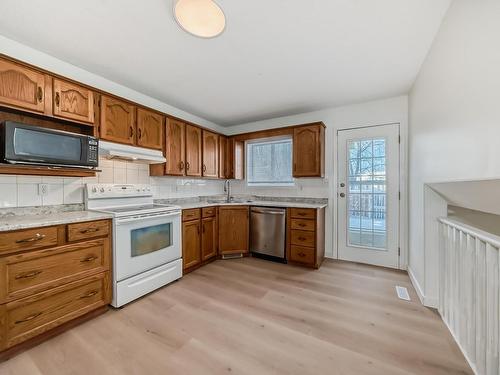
[0,0,450,126]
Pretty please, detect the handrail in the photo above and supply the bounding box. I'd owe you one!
[438,217,500,248]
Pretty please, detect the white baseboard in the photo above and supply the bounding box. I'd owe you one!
[407,266,439,308]
[407,266,425,305]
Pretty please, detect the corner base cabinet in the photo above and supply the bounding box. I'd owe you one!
[218,206,249,256]
[286,207,325,268]
[0,219,112,358]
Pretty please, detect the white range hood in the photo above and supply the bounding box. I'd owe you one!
[99,140,166,164]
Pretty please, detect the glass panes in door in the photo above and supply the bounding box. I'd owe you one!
[347,138,387,249]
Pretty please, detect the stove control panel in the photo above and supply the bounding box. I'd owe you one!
[86,184,152,199]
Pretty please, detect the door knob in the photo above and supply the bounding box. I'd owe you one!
[339,193,346,198]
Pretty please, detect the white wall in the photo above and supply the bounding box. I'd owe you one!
[228,96,409,261]
[408,0,500,305]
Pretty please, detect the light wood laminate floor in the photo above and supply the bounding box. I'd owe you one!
[0,258,471,375]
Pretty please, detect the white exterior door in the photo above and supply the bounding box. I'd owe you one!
[337,124,400,268]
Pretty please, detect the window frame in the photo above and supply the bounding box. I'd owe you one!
[246,136,295,187]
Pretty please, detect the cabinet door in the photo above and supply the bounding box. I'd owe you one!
[164,118,185,176]
[0,59,47,113]
[53,78,94,124]
[201,217,217,260]
[293,124,324,177]
[202,131,219,178]
[218,136,227,179]
[137,108,163,150]
[218,206,249,254]
[225,138,244,180]
[185,125,202,177]
[182,220,201,270]
[100,96,136,145]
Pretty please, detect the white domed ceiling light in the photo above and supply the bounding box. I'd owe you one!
[174,0,226,38]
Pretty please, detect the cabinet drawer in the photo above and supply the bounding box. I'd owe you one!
[202,207,216,218]
[3,272,109,349]
[0,227,58,255]
[290,219,315,232]
[290,245,315,265]
[182,208,201,222]
[67,220,109,242]
[290,208,316,220]
[290,230,315,247]
[2,239,109,302]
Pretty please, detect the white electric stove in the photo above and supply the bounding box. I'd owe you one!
[85,184,182,307]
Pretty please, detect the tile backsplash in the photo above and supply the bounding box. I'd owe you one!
[0,157,225,208]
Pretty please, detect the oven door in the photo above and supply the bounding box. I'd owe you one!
[114,211,181,281]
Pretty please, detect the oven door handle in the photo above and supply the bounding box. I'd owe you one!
[116,212,180,225]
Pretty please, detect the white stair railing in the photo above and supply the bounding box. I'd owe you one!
[439,217,500,375]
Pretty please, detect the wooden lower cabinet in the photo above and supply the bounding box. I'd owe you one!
[218,206,249,255]
[286,207,325,268]
[182,218,201,270]
[201,217,217,260]
[0,219,112,355]
[182,207,217,274]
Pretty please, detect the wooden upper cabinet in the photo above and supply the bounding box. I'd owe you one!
[137,108,163,150]
[100,96,136,145]
[164,118,186,176]
[182,219,201,270]
[218,206,249,255]
[226,138,244,180]
[218,136,228,179]
[0,59,48,114]
[293,123,325,177]
[52,78,94,124]
[185,124,202,177]
[202,130,219,178]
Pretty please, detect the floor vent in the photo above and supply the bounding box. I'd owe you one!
[395,286,411,301]
[221,253,243,260]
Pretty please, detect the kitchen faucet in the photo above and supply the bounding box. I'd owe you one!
[224,179,231,202]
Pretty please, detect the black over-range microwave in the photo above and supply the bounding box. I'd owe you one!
[0,121,98,168]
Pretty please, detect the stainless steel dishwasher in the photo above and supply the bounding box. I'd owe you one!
[250,206,286,261]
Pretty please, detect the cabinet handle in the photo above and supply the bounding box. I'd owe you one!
[36,86,43,102]
[129,127,134,137]
[203,164,207,173]
[16,233,46,243]
[15,270,42,280]
[80,290,99,299]
[298,252,306,257]
[179,161,185,171]
[80,228,99,234]
[298,237,306,241]
[55,92,60,106]
[297,213,306,216]
[186,162,190,171]
[15,312,42,324]
[138,128,142,139]
[80,255,98,263]
[298,223,306,227]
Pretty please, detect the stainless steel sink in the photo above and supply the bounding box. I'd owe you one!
[206,198,253,204]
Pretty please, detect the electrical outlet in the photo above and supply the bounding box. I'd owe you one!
[38,183,49,196]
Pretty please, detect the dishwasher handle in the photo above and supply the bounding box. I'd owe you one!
[251,208,286,215]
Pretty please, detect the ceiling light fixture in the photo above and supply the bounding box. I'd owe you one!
[173,0,226,38]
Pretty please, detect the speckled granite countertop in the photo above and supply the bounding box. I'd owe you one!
[0,205,113,232]
[156,195,328,210]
